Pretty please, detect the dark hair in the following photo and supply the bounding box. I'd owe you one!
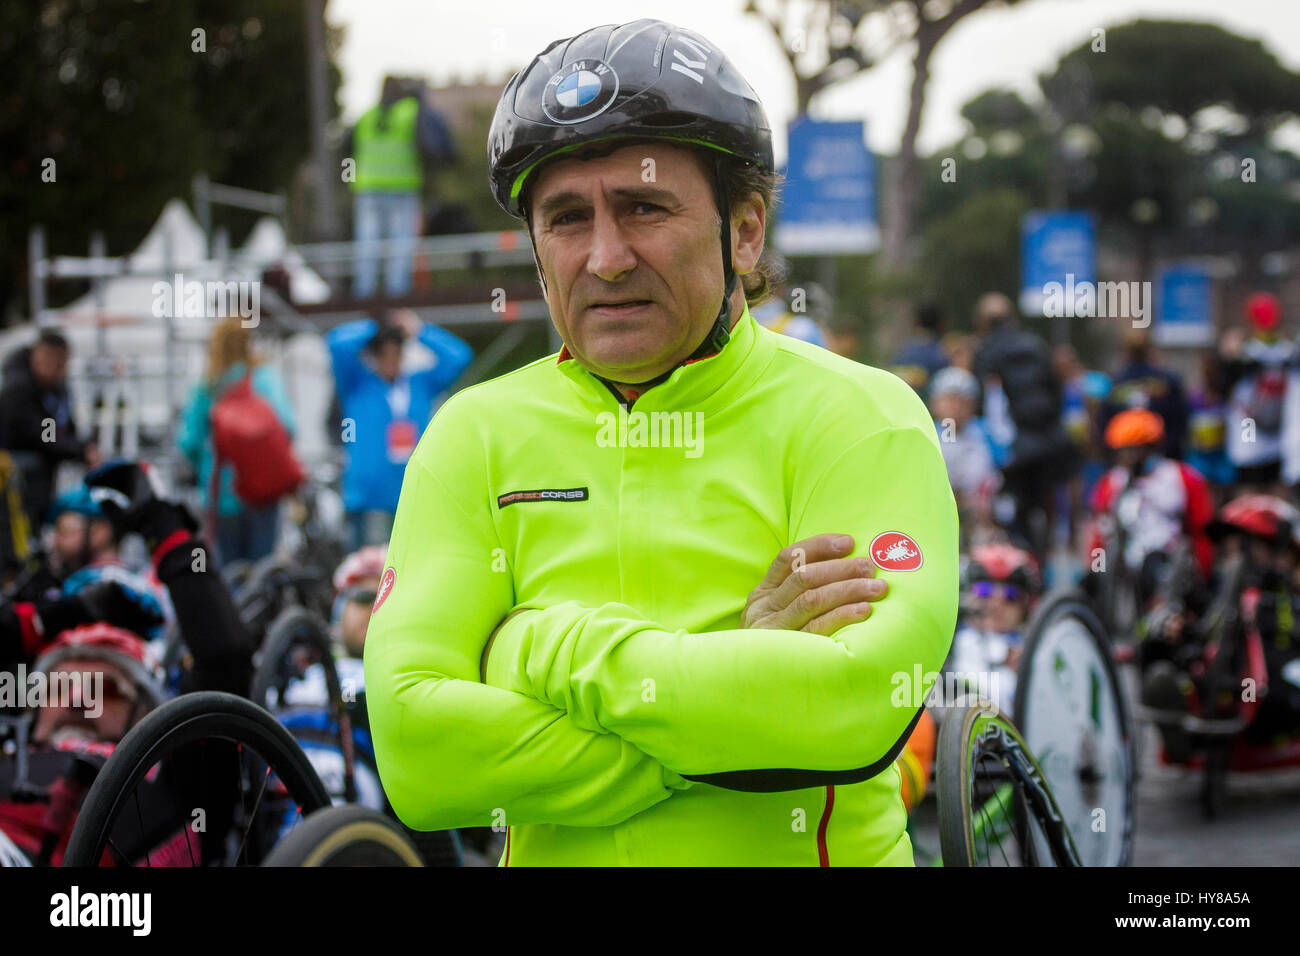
[521,141,783,309]
[36,329,69,351]
[366,323,406,354]
[915,302,944,334]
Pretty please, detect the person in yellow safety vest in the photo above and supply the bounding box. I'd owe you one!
[346,76,457,299]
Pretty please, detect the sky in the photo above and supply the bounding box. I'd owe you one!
[329,0,1300,161]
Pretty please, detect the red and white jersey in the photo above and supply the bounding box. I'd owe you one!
[1228,337,1296,467]
[1089,458,1214,577]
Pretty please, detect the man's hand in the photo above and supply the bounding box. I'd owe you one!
[390,308,422,339]
[741,534,888,636]
[85,458,198,550]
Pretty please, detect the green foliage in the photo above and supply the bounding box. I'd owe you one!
[1044,19,1300,134]
[1,0,341,317]
[423,98,519,235]
[1037,18,1300,236]
[907,17,1300,328]
[918,188,1030,330]
[960,89,1037,132]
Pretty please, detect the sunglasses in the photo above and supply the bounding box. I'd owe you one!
[343,587,378,606]
[972,581,1022,601]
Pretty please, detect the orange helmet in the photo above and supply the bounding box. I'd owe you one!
[1105,408,1165,450]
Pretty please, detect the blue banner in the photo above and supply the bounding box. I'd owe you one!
[1020,211,1096,316]
[1155,264,1213,346]
[776,116,878,255]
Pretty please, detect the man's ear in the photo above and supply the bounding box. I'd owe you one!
[730,193,765,276]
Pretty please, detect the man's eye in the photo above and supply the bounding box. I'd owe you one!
[632,202,664,215]
[551,211,583,226]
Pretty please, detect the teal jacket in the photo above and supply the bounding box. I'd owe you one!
[178,362,296,516]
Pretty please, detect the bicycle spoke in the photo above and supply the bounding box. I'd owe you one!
[234,765,273,865]
[106,837,131,867]
[134,790,150,867]
[977,761,1011,866]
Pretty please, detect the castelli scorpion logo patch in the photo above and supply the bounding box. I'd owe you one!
[869,531,923,572]
[372,567,396,614]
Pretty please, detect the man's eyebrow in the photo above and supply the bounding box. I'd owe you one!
[536,186,682,218]
[536,191,586,218]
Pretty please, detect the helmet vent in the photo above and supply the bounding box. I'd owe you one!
[640,111,698,128]
[498,145,541,168]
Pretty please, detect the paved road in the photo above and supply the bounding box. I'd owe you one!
[1132,722,1300,866]
[910,668,1300,866]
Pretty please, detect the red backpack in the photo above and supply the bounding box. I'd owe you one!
[210,374,304,507]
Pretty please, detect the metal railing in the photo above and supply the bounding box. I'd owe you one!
[23,204,555,478]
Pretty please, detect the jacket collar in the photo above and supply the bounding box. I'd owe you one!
[555,303,774,415]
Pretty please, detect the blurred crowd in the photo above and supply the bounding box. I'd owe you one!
[0,307,472,583]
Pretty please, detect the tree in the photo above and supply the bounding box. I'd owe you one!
[744,0,1029,269]
[1039,20,1300,280]
[908,19,1300,341]
[0,0,342,319]
[918,187,1028,330]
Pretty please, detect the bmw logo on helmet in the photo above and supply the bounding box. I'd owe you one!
[542,59,620,125]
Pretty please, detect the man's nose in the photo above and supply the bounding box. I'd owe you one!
[586,207,636,282]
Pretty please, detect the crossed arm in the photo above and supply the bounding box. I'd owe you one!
[365,411,958,831]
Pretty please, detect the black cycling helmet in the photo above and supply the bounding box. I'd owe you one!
[488,19,774,361]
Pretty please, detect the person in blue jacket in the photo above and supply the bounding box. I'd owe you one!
[326,308,473,549]
[179,317,297,565]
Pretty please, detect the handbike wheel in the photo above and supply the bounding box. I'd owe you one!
[251,606,357,803]
[251,606,342,709]
[63,691,331,866]
[936,699,1082,867]
[1013,590,1136,866]
[262,805,422,866]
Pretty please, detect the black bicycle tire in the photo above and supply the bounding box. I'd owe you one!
[250,606,357,803]
[262,805,422,867]
[1013,589,1137,866]
[62,690,331,866]
[250,606,337,707]
[937,701,994,867]
[936,701,1081,867]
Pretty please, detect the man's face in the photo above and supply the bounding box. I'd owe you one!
[52,513,114,569]
[529,142,763,384]
[1116,446,1148,471]
[53,513,88,568]
[30,343,68,387]
[373,342,403,382]
[977,585,1028,634]
[32,668,135,747]
[932,392,972,428]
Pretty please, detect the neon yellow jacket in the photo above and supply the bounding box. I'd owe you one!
[364,304,959,865]
[351,98,421,193]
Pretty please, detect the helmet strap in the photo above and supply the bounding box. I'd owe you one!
[521,207,550,298]
[690,153,737,361]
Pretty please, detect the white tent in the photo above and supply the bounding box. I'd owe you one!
[235,217,332,305]
[3,200,336,475]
